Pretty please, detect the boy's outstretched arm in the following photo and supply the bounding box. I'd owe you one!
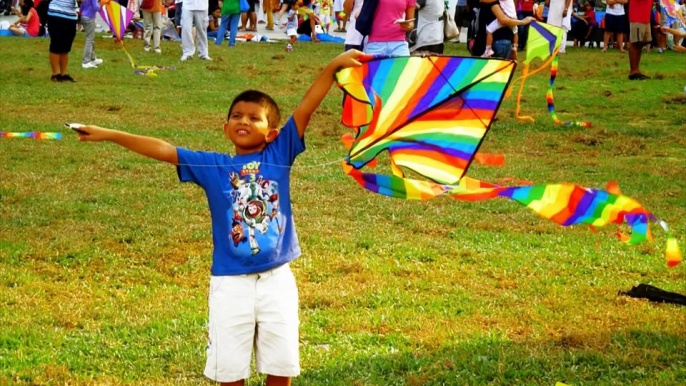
[292,49,364,138]
[76,125,179,164]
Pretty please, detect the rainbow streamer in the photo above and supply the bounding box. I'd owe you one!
[1,132,62,140]
[547,55,591,127]
[336,55,679,267]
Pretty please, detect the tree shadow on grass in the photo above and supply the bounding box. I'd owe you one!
[298,329,686,386]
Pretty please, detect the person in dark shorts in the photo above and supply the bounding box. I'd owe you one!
[602,0,627,52]
[47,0,78,82]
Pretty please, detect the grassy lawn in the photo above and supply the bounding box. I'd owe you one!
[1,34,685,386]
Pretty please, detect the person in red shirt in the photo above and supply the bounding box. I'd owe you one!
[517,0,535,49]
[627,0,652,79]
[8,0,40,37]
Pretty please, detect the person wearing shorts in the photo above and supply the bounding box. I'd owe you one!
[627,0,652,79]
[47,0,78,82]
[603,0,627,52]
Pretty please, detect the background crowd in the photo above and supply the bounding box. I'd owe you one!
[0,0,683,81]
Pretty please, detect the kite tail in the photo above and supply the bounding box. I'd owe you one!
[0,132,62,140]
[342,162,680,267]
[512,64,536,123]
[547,55,592,127]
[118,41,176,77]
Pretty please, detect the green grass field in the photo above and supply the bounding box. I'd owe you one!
[1,34,685,386]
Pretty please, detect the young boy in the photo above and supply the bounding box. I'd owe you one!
[74,49,364,386]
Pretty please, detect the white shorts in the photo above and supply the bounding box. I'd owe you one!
[204,263,300,383]
[286,27,298,37]
[333,0,344,12]
[486,19,518,35]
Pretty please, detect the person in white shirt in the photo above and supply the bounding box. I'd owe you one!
[181,0,212,61]
[343,0,363,50]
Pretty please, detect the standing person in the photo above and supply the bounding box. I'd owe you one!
[264,0,276,29]
[547,0,572,53]
[411,0,444,54]
[454,0,469,42]
[517,0,535,49]
[215,0,241,46]
[473,0,533,58]
[141,0,164,53]
[628,0,652,79]
[240,0,257,30]
[333,0,345,31]
[80,0,104,68]
[603,0,627,52]
[174,0,183,34]
[74,49,365,386]
[343,0,363,50]
[181,0,212,61]
[47,0,78,82]
[365,0,416,56]
[285,0,298,50]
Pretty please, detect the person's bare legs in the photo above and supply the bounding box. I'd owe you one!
[618,32,626,52]
[240,12,247,31]
[629,42,645,75]
[220,375,290,386]
[602,31,612,52]
[49,52,60,76]
[59,53,69,74]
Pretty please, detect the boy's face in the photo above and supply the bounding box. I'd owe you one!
[224,101,278,155]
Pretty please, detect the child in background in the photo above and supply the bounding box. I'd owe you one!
[481,0,520,57]
[207,5,220,39]
[8,0,40,37]
[285,0,298,50]
[319,0,331,33]
[73,49,364,386]
[333,0,345,31]
[81,0,104,68]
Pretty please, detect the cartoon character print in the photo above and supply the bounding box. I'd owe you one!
[228,172,281,255]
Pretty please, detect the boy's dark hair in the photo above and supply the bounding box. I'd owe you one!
[228,90,281,129]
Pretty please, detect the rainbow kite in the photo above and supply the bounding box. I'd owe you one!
[335,55,680,267]
[99,0,175,77]
[660,0,686,26]
[1,132,62,139]
[510,21,591,127]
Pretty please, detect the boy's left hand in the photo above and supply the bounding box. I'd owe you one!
[331,49,364,72]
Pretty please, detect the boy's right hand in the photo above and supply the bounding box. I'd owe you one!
[74,125,113,142]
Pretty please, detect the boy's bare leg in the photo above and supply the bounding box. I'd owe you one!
[221,381,245,386]
[266,375,291,386]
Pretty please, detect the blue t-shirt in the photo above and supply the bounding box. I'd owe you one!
[177,117,305,276]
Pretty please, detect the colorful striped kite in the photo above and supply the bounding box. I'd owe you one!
[99,0,175,77]
[1,132,62,140]
[335,55,680,267]
[660,0,686,26]
[509,21,591,127]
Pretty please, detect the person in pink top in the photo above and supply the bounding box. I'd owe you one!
[366,0,416,56]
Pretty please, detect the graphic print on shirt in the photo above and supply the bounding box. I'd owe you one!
[228,162,281,256]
